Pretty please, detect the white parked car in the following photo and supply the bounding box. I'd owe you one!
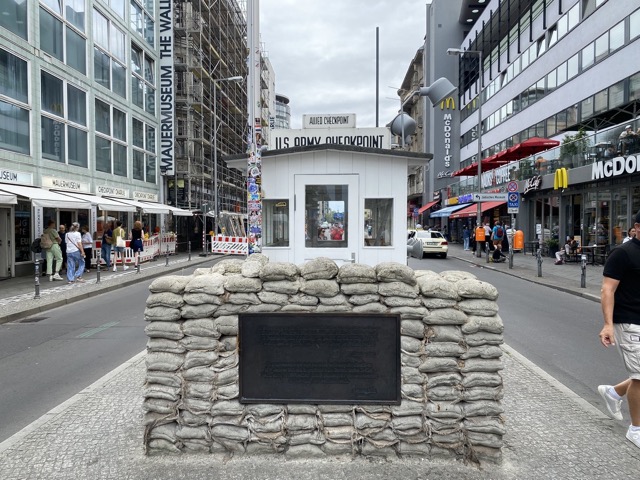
[414,230,448,259]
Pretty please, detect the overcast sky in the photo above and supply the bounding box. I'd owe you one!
[260,0,428,129]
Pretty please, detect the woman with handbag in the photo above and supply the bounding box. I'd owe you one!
[65,222,85,284]
[112,220,129,272]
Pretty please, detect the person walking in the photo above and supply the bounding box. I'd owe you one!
[484,222,492,253]
[623,226,636,244]
[101,221,113,270]
[65,222,85,284]
[81,226,93,273]
[131,220,144,268]
[112,220,129,271]
[462,225,471,251]
[58,224,67,272]
[597,210,640,449]
[43,220,63,281]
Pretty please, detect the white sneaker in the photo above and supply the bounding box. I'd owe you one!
[627,427,640,449]
[123,265,129,271]
[598,385,623,421]
[113,266,117,272]
[52,273,63,281]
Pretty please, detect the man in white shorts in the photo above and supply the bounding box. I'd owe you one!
[598,211,640,449]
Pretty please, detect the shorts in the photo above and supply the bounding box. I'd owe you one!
[132,238,144,253]
[614,323,640,380]
[113,246,125,253]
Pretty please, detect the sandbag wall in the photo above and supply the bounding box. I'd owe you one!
[143,256,505,463]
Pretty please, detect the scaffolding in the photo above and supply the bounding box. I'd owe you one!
[171,0,248,218]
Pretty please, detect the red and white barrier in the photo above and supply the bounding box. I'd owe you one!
[92,234,177,266]
[211,235,248,255]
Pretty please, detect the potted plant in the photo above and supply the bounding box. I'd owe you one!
[560,128,590,168]
[545,237,560,258]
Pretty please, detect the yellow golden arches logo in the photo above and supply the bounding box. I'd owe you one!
[553,168,568,190]
[439,96,456,110]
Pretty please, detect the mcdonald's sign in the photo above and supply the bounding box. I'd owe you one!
[554,168,568,190]
[439,96,456,110]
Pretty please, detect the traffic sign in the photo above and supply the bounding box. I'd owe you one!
[507,192,519,208]
[507,181,519,193]
[472,193,508,202]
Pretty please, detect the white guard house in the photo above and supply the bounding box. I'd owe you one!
[227,143,431,266]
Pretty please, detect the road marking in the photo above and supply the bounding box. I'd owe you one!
[76,321,120,338]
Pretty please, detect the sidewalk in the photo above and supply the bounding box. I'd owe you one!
[0,251,219,324]
[1,245,639,478]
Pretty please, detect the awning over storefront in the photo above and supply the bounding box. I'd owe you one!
[452,137,560,176]
[418,200,439,214]
[106,198,192,216]
[449,201,506,219]
[0,184,91,209]
[0,191,17,204]
[55,192,137,213]
[430,203,472,218]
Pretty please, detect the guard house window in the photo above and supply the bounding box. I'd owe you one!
[305,185,347,248]
[263,200,289,247]
[364,199,393,247]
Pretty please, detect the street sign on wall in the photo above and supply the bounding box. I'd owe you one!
[472,193,508,202]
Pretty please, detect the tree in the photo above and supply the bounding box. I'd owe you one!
[560,128,590,167]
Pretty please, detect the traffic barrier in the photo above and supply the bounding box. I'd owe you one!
[92,234,177,266]
[211,235,248,255]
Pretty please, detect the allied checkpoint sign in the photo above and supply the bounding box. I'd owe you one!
[239,313,401,404]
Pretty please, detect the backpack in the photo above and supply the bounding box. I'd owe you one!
[30,238,42,253]
[496,226,504,237]
[40,231,54,249]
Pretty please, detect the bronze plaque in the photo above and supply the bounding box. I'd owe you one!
[239,313,401,404]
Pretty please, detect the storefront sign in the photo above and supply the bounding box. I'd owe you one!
[437,170,453,179]
[272,127,391,150]
[96,185,128,197]
[592,155,639,180]
[303,114,356,129]
[133,191,159,202]
[0,169,32,185]
[42,176,89,192]
[443,113,452,168]
[158,0,174,176]
[523,175,542,195]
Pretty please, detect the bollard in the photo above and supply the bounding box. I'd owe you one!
[509,247,514,269]
[34,258,41,299]
[188,239,191,262]
[96,250,101,284]
[536,248,543,277]
[486,242,490,263]
[580,254,587,288]
[165,243,170,267]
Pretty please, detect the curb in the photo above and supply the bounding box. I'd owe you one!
[0,255,223,325]
[452,253,601,303]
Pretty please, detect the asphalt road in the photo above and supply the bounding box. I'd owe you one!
[408,255,626,419]
[0,256,627,443]
[0,262,214,443]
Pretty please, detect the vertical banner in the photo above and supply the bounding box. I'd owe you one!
[158,0,174,176]
[247,0,262,254]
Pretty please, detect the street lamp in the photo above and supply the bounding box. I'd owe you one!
[447,47,483,257]
[212,75,243,243]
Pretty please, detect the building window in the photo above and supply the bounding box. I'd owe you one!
[305,185,347,248]
[92,8,126,98]
[131,43,155,114]
[39,3,86,74]
[0,0,27,39]
[263,200,289,247]
[594,32,608,63]
[40,71,87,166]
[132,118,155,183]
[145,125,156,184]
[581,42,594,69]
[364,199,393,247]
[631,8,640,41]
[0,49,28,103]
[0,100,30,154]
[609,20,625,52]
[130,0,154,48]
[94,99,127,176]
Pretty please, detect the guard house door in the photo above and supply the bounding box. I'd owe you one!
[294,174,359,265]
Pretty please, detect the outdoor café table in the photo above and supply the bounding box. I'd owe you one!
[580,245,606,265]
